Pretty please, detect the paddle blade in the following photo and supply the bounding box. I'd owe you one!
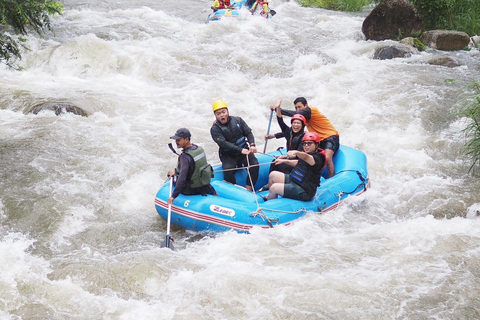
[161,235,175,250]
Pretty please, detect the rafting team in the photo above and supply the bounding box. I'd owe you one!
[166,97,339,205]
[211,0,275,18]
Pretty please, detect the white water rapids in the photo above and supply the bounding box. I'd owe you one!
[1,0,480,318]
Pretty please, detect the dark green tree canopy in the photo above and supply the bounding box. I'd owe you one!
[1,0,63,68]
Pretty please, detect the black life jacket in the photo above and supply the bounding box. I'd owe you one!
[214,116,248,154]
[288,131,305,151]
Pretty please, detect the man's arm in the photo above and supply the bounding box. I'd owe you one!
[287,150,315,165]
[274,132,285,139]
[171,154,191,199]
[281,107,312,120]
[236,117,257,153]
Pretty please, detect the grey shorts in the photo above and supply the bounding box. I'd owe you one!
[283,174,311,201]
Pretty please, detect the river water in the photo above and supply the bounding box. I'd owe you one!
[1,0,480,319]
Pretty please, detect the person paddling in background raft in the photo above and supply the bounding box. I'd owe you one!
[249,0,275,18]
[210,100,259,191]
[264,98,307,174]
[167,128,217,205]
[262,132,326,202]
[280,97,339,178]
[211,0,232,12]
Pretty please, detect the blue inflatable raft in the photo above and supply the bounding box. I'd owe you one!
[155,145,370,233]
[206,0,246,23]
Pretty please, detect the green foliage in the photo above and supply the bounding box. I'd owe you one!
[374,0,480,36]
[413,38,426,51]
[300,0,371,12]
[461,81,480,174]
[0,34,24,68]
[0,0,63,67]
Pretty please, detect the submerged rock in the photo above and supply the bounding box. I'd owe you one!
[373,44,418,60]
[29,102,88,117]
[399,37,425,51]
[428,57,461,68]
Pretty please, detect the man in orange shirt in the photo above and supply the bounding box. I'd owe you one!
[275,97,339,178]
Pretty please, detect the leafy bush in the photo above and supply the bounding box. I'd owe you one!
[300,0,371,12]
[0,0,63,68]
[461,81,480,174]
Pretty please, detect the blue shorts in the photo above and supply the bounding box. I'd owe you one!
[282,175,311,201]
[320,135,339,153]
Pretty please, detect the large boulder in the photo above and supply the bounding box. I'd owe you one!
[421,30,470,51]
[362,0,424,41]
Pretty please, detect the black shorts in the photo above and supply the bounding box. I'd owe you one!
[320,135,339,153]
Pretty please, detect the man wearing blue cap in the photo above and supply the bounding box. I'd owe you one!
[167,128,216,205]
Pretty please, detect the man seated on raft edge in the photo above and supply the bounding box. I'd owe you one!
[261,132,326,202]
[279,97,339,178]
[167,128,217,205]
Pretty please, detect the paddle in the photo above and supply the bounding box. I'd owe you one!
[161,177,175,250]
[168,142,180,155]
[263,98,282,153]
[263,110,274,153]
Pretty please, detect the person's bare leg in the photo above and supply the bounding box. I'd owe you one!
[267,171,284,186]
[325,149,335,178]
[266,171,285,200]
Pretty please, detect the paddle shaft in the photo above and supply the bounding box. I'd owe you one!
[162,177,174,250]
[263,109,274,153]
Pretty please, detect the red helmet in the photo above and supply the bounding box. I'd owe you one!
[302,132,320,143]
[291,114,306,126]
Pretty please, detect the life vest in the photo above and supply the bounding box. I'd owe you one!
[213,116,248,154]
[175,146,213,189]
[317,148,327,171]
[288,131,305,151]
[289,149,326,197]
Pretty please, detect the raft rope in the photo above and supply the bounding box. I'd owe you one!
[245,154,286,227]
[314,170,369,214]
[256,207,306,214]
[212,151,279,174]
[213,161,271,173]
[333,170,369,195]
[250,208,278,227]
[246,153,261,208]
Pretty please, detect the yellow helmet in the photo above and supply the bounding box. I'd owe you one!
[213,100,228,112]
